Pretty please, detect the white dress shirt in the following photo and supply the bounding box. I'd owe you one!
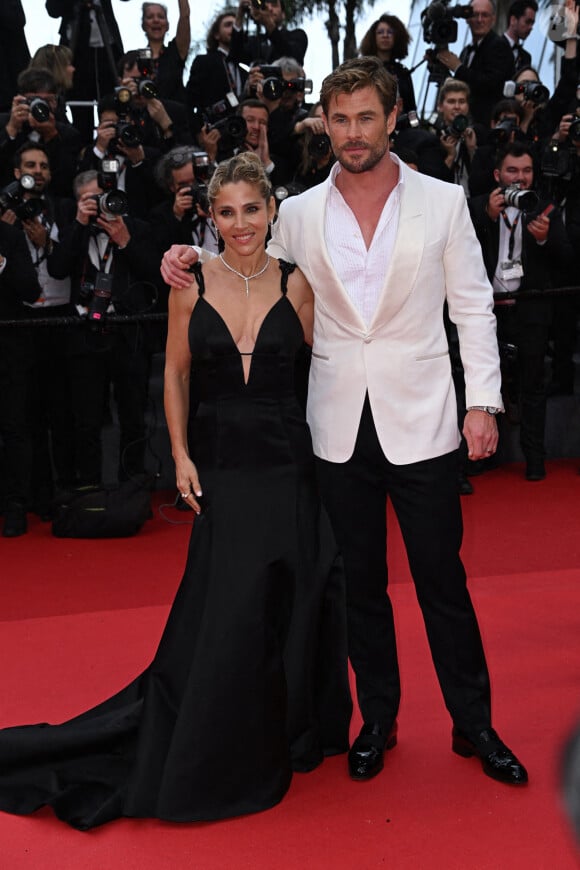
[325,155,403,326]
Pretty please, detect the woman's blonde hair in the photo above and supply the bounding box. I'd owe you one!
[208,152,272,207]
[30,44,73,94]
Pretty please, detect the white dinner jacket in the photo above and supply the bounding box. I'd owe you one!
[268,161,503,465]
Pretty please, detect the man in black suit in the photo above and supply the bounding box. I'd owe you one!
[50,169,163,487]
[186,10,248,138]
[469,142,574,480]
[436,0,514,125]
[230,0,307,66]
[0,222,41,536]
[502,0,537,74]
[46,0,130,139]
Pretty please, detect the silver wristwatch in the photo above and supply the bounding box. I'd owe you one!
[468,406,502,415]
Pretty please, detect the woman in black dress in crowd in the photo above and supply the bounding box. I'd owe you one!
[0,152,351,830]
[359,14,417,114]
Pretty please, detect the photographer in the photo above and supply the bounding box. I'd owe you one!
[186,10,247,138]
[0,68,82,197]
[258,57,310,184]
[469,98,525,196]
[141,1,190,104]
[468,142,574,480]
[52,169,162,488]
[436,0,514,125]
[77,93,163,219]
[0,222,40,536]
[149,146,218,265]
[1,142,76,516]
[433,79,483,193]
[116,50,190,151]
[230,0,307,66]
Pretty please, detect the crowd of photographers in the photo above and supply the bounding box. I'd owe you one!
[1,0,579,536]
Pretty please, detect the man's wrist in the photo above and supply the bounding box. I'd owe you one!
[467,406,502,415]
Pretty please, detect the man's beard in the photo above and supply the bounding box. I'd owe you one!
[335,138,389,174]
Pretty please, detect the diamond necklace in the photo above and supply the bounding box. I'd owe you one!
[219,253,270,297]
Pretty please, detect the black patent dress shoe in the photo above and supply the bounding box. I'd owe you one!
[457,473,474,496]
[452,727,528,785]
[2,502,27,537]
[348,721,398,781]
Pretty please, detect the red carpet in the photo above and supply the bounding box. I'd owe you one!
[1,460,580,869]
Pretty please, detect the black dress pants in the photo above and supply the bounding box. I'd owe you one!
[316,396,492,738]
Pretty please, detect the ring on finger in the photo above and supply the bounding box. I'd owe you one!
[181,491,189,498]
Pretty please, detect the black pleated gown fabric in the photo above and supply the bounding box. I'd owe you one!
[0,262,352,830]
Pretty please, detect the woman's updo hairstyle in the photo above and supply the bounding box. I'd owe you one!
[208,152,273,208]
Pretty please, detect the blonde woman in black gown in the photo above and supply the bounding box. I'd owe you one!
[0,152,351,830]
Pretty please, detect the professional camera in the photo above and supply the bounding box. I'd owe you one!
[540,140,576,183]
[503,80,549,105]
[0,175,44,221]
[262,76,313,102]
[112,87,145,149]
[92,158,128,219]
[79,271,114,328]
[19,96,51,123]
[442,113,469,137]
[487,117,519,148]
[202,99,247,147]
[395,111,420,132]
[308,133,332,159]
[176,152,214,217]
[502,182,538,212]
[421,0,473,48]
[132,49,159,99]
[569,115,580,142]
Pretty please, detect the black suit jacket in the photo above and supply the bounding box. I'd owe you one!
[0,223,41,319]
[0,117,82,198]
[501,35,532,74]
[0,1,30,112]
[456,31,515,124]
[186,50,248,134]
[229,24,307,66]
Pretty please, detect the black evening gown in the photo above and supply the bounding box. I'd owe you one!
[0,262,352,830]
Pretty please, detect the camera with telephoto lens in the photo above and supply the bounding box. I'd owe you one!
[202,99,247,146]
[502,182,538,212]
[421,0,473,48]
[0,174,44,221]
[91,158,128,219]
[262,76,313,102]
[503,80,549,105]
[308,133,332,158]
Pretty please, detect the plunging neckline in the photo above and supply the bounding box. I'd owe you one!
[198,295,289,385]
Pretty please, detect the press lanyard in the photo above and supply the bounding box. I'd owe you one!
[500,210,520,261]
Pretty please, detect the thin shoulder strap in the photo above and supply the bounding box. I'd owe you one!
[191,261,205,296]
[278,259,296,296]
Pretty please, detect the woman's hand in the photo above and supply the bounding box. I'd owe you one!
[175,456,203,514]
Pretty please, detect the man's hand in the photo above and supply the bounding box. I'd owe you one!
[6,95,29,138]
[526,213,549,243]
[0,208,17,225]
[146,97,173,136]
[161,244,199,288]
[22,218,48,249]
[76,191,99,226]
[463,410,499,460]
[255,120,271,165]
[98,215,131,248]
[95,119,117,153]
[173,187,194,220]
[436,49,461,72]
[486,187,505,221]
[198,125,220,163]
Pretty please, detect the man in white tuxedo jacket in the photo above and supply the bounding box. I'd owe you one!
[160,57,527,788]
